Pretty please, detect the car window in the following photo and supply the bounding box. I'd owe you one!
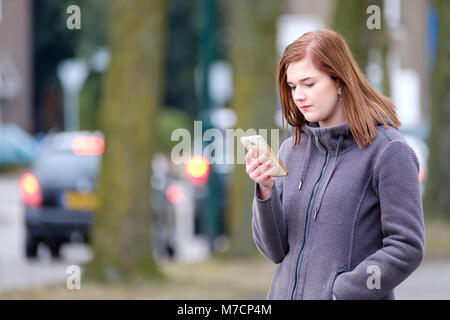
[33,150,101,188]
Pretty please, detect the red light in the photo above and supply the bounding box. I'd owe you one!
[165,185,184,204]
[71,136,105,156]
[419,166,425,183]
[20,173,42,206]
[185,156,210,186]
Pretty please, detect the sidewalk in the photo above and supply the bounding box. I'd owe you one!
[395,259,450,299]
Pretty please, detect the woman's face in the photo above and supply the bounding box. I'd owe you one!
[286,56,345,128]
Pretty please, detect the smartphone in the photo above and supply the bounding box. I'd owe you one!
[240,135,288,177]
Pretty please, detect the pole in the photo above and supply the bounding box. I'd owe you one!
[200,0,214,113]
[199,0,218,249]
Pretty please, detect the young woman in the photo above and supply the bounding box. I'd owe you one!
[245,29,424,300]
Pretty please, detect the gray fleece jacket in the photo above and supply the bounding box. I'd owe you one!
[252,120,425,300]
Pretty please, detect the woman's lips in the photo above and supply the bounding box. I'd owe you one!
[301,105,312,110]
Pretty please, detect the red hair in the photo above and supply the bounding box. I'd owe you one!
[277,29,400,148]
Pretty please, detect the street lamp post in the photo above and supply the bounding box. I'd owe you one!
[57,59,89,131]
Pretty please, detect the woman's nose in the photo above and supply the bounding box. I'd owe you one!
[293,87,306,101]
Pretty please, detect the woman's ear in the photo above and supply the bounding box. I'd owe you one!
[336,79,342,95]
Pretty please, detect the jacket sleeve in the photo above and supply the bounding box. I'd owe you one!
[252,140,290,264]
[332,139,425,299]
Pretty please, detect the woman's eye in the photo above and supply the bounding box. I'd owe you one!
[289,86,296,90]
[305,83,314,88]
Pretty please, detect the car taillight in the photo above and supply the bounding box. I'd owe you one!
[185,155,210,187]
[20,173,42,206]
[419,166,425,183]
[71,136,105,156]
[165,185,184,204]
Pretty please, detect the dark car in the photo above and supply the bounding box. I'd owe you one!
[20,131,104,259]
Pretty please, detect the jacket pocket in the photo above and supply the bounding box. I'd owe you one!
[330,265,346,299]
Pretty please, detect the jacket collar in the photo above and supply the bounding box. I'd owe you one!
[298,120,353,220]
[301,121,356,153]
[297,119,389,220]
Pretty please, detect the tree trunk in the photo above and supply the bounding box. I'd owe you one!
[423,0,450,220]
[331,0,390,96]
[223,0,283,257]
[84,0,167,282]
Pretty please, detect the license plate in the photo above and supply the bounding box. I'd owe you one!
[62,192,97,211]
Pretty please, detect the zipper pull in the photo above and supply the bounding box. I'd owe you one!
[313,207,319,220]
[298,180,302,190]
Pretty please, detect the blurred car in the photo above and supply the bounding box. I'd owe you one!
[20,131,104,259]
[403,134,429,195]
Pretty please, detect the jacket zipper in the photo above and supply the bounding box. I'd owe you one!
[290,132,330,300]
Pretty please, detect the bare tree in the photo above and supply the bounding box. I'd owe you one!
[223,0,283,256]
[424,0,450,220]
[85,0,168,281]
[331,0,391,96]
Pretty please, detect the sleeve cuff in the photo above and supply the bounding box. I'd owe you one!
[254,182,275,202]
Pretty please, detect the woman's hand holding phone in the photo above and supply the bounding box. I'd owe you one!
[245,148,278,200]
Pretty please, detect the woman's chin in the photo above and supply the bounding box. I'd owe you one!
[304,115,319,123]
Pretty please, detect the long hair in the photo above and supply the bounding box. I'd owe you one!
[277,29,401,148]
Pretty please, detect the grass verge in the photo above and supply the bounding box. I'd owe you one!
[424,216,450,260]
[0,256,276,299]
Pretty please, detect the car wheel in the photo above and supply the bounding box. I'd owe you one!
[49,240,62,259]
[25,235,38,259]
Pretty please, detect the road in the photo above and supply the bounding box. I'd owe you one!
[0,172,449,298]
[395,260,450,299]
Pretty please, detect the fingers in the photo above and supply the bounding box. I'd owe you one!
[256,163,278,181]
[246,152,264,173]
[249,159,276,181]
[245,148,263,165]
[245,149,279,185]
[245,148,253,165]
[245,148,257,166]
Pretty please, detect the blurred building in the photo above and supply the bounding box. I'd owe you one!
[0,0,32,132]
